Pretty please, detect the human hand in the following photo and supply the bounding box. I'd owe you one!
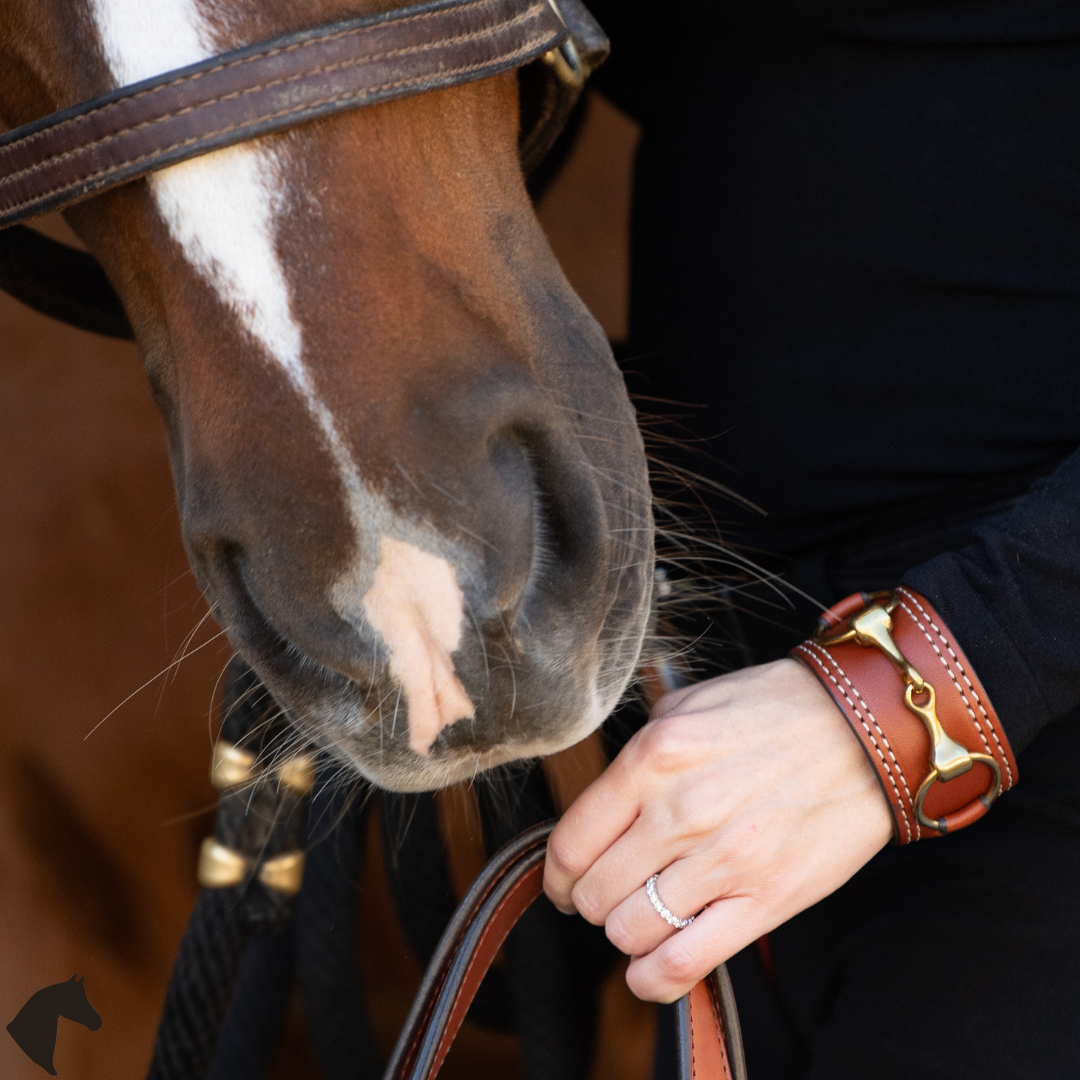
[543,658,893,1002]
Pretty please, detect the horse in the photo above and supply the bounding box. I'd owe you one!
[6,975,102,1076]
[1,0,656,1074]
[0,121,654,1078]
[0,0,655,794]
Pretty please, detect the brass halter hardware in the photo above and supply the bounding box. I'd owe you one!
[211,741,257,789]
[258,851,306,897]
[277,754,317,797]
[196,839,307,896]
[815,593,1002,831]
[199,741,316,895]
[197,838,248,889]
[211,740,317,796]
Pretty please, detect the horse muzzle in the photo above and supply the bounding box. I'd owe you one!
[183,366,654,790]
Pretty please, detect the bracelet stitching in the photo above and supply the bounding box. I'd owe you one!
[796,643,916,842]
[897,588,1013,788]
[896,590,1013,788]
[804,642,919,840]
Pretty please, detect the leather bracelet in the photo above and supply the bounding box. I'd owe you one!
[791,587,1018,844]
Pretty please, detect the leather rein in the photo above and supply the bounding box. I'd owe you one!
[0,0,606,339]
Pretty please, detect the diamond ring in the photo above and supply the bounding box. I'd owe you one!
[645,874,695,930]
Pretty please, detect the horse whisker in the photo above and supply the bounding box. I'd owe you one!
[84,626,231,740]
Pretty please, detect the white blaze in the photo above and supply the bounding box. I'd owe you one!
[89,0,303,383]
[90,0,477,753]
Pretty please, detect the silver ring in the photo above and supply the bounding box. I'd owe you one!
[645,873,695,929]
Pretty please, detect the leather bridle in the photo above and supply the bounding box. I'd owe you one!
[0,0,606,339]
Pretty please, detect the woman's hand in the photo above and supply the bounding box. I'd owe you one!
[543,658,893,1003]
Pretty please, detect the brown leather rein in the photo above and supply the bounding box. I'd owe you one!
[386,821,748,1080]
[0,0,605,337]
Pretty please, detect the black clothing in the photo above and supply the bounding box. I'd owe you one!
[650,704,1080,1080]
[581,3,1080,1076]
[722,707,1080,1080]
[669,523,1080,1079]
[587,0,1080,752]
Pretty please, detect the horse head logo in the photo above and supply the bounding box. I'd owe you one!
[6,974,102,1075]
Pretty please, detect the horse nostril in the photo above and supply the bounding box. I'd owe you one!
[505,424,606,624]
[184,533,245,610]
[480,433,542,615]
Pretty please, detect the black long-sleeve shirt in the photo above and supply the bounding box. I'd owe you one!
[585,0,1080,751]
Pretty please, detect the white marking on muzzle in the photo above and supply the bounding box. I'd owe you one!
[89,0,374,590]
[361,537,476,756]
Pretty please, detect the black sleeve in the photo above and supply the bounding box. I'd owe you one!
[903,447,1080,754]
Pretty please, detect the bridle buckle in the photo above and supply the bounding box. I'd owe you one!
[541,1,586,88]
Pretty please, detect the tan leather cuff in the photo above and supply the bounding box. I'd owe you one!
[791,587,1018,844]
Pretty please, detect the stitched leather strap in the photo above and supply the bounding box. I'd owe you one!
[792,587,1018,844]
[384,820,746,1080]
[678,966,747,1080]
[0,0,575,229]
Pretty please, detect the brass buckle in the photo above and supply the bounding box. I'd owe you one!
[541,0,586,88]
[814,592,1001,828]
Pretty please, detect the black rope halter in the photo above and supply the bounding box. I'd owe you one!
[148,655,642,1080]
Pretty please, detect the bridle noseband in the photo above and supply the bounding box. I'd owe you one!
[0,0,606,338]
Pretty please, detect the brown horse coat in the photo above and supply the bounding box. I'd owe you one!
[0,0,654,792]
[1,0,651,1072]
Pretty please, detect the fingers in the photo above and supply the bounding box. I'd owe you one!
[565,805,710,926]
[543,751,643,913]
[541,659,898,1005]
[545,714,719,920]
[605,853,724,957]
[624,893,765,1003]
[545,704,728,918]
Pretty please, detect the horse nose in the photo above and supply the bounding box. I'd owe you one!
[387,367,608,622]
[328,367,613,754]
[181,359,621,771]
